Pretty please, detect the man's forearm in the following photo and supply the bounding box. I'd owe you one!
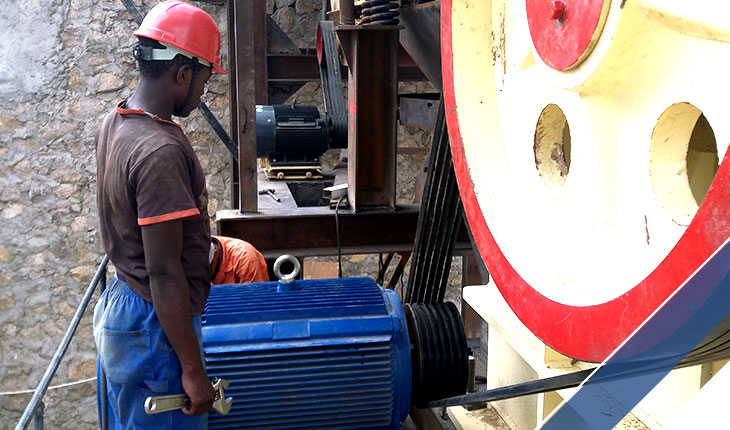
[149,268,204,374]
[142,220,205,374]
[141,220,214,414]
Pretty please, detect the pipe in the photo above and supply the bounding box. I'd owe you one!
[99,269,108,430]
[15,255,110,430]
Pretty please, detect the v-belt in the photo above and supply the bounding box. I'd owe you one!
[428,369,594,408]
[405,98,463,305]
[428,351,707,409]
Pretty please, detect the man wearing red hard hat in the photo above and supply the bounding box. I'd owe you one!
[93,1,227,428]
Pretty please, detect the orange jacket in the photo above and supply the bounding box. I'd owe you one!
[211,235,269,284]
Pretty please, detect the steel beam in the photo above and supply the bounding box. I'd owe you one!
[267,52,426,84]
[229,0,267,212]
[227,0,240,208]
[399,2,442,89]
[217,206,472,259]
[338,25,400,211]
[218,206,418,258]
[267,53,342,83]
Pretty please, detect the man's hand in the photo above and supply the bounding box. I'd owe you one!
[181,367,215,415]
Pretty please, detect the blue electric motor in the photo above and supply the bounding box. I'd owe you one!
[202,258,467,430]
[203,277,410,429]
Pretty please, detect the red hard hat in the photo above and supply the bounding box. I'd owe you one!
[134,0,227,74]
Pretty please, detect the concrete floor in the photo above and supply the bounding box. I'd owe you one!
[448,404,512,430]
[401,402,511,430]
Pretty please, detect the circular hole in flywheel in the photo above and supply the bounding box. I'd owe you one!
[650,103,718,219]
[534,104,571,190]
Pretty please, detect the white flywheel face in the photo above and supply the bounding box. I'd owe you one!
[450,0,727,307]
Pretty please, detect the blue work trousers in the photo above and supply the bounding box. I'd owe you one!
[94,276,208,430]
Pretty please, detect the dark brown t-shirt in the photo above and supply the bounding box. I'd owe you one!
[96,102,211,315]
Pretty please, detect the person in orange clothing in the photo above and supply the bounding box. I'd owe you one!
[210,235,269,284]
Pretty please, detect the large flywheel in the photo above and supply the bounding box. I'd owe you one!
[442,0,730,362]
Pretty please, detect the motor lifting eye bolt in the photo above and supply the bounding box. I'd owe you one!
[274,254,301,291]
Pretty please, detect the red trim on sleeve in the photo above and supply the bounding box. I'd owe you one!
[138,208,200,226]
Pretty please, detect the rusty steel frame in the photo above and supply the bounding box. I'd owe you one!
[338,24,401,211]
[222,2,465,264]
[399,1,442,89]
[218,206,421,258]
[228,0,267,212]
[225,1,431,212]
[217,206,472,259]
[267,52,426,84]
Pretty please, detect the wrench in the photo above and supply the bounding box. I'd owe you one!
[144,378,233,416]
[258,188,281,202]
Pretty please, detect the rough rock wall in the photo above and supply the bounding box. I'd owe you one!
[0,0,459,428]
[268,0,322,49]
[0,1,231,427]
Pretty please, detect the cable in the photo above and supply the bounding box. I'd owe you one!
[0,377,97,397]
[334,195,347,278]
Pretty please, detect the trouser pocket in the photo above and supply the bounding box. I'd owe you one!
[99,328,150,383]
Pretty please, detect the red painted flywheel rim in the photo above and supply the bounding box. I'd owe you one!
[441,0,730,362]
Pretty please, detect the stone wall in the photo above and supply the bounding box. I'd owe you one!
[0,1,459,428]
[268,0,322,49]
[0,1,232,427]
